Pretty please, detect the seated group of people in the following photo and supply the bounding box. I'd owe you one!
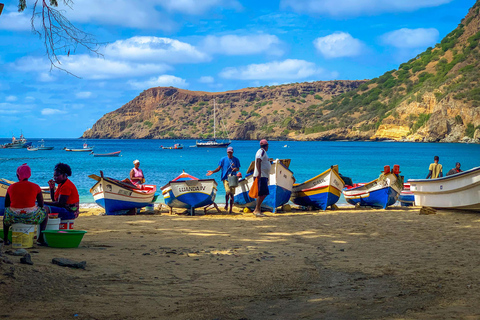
[2,162,79,245]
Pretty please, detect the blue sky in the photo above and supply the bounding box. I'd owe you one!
[0,0,476,138]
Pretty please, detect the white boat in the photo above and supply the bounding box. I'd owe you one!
[89,172,157,215]
[27,147,39,151]
[196,99,231,148]
[64,143,93,152]
[233,159,294,213]
[37,139,54,150]
[408,166,480,211]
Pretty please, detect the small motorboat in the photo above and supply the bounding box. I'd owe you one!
[343,165,403,209]
[91,151,121,157]
[27,147,39,151]
[290,165,345,210]
[37,139,54,150]
[233,159,294,213]
[161,171,217,215]
[89,171,157,215]
[161,144,183,150]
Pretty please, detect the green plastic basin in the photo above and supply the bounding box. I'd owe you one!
[42,230,87,248]
[0,229,12,242]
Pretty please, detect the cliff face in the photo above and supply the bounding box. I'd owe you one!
[82,81,367,140]
[83,1,480,142]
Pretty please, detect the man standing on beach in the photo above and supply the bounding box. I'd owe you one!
[426,156,443,179]
[446,162,463,176]
[206,146,240,214]
[253,139,271,217]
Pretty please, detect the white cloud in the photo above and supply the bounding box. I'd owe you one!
[381,28,439,48]
[314,32,364,58]
[199,76,215,83]
[159,0,242,15]
[128,75,188,90]
[280,0,453,17]
[41,108,67,116]
[105,37,210,63]
[38,72,56,82]
[0,10,31,31]
[6,96,17,102]
[76,92,92,99]
[25,97,35,102]
[202,34,283,56]
[219,59,329,80]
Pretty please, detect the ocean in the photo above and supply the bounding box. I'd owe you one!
[1,138,479,205]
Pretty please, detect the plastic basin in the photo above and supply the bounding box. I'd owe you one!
[0,229,12,242]
[42,230,87,248]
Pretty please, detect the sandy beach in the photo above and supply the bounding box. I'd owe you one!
[1,205,480,319]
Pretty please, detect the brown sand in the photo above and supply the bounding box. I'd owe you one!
[1,206,480,319]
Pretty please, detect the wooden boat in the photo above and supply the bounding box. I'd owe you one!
[196,99,231,148]
[91,151,121,157]
[161,144,183,150]
[161,171,217,215]
[408,166,480,211]
[290,165,345,210]
[233,159,294,213]
[89,172,157,215]
[343,165,403,209]
[398,183,414,207]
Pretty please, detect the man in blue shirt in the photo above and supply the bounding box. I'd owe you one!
[206,146,241,214]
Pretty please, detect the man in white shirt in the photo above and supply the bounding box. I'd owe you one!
[253,139,271,217]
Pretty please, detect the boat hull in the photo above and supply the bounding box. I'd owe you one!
[291,167,344,210]
[162,179,217,212]
[65,148,93,152]
[0,179,10,215]
[89,176,156,215]
[233,160,294,213]
[409,166,480,211]
[398,191,414,207]
[93,151,121,157]
[343,173,402,209]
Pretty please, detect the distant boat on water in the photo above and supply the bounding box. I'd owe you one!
[37,139,54,150]
[196,99,231,148]
[1,133,32,149]
[161,143,183,150]
[91,151,121,157]
[64,142,93,152]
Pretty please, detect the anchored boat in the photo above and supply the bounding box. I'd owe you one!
[91,151,121,157]
[89,172,157,215]
[291,165,345,210]
[233,159,294,213]
[161,171,217,215]
[408,166,480,211]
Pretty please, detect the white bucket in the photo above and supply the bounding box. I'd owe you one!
[12,223,36,249]
[59,219,74,230]
[38,218,61,239]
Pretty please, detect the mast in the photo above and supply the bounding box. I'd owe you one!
[213,98,216,140]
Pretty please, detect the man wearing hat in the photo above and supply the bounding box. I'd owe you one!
[206,146,241,214]
[253,139,271,217]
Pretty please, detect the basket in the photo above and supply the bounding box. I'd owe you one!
[42,230,87,248]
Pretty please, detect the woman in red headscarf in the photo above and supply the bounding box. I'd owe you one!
[2,164,48,245]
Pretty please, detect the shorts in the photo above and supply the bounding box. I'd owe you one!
[258,177,269,196]
[45,205,78,220]
[3,206,46,225]
[223,180,236,195]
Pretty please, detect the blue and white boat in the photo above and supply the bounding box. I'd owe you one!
[291,165,345,210]
[0,179,13,215]
[233,159,294,213]
[89,172,157,215]
[398,183,415,207]
[161,171,217,215]
[343,165,403,209]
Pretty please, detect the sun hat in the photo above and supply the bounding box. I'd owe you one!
[133,160,140,164]
[260,139,268,145]
[17,163,31,181]
[227,146,234,153]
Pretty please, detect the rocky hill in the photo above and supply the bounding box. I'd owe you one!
[83,1,480,142]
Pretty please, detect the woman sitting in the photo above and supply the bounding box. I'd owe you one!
[44,163,79,220]
[130,160,145,187]
[3,164,48,245]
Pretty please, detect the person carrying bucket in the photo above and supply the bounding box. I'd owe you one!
[2,163,48,245]
[44,163,80,221]
[206,146,241,214]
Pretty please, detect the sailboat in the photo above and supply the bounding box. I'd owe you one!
[196,99,231,148]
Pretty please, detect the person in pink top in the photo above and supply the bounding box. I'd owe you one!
[130,160,145,186]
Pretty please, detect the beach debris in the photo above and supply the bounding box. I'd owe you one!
[420,206,437,215]
[281,204,291,212]
[20,253,33,265]
[52,258,86,269]
[243,207,252,213]
[5,249,28,256]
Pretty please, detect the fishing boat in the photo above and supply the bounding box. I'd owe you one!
[408,166,480,211]
[290,165,345,210]
[343,165,403,209]
[398,183,415,207]
[196,99,231,148]
[161,171,217,215]
[161,143,183,150]
[233,159,294,213]
[91,151,121,157]
[1,133,31,149]
[89,171,157,215]
[64,142,93,152]
[37,139,54,150]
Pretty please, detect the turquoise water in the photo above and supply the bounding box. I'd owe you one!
[1,139,479,205]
